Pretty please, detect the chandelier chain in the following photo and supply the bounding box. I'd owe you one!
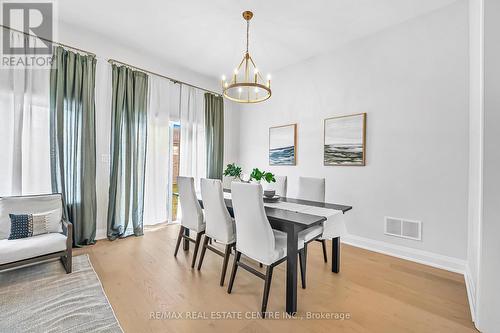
[246,20,249,53]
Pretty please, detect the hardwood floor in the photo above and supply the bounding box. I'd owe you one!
[75,224,477,333]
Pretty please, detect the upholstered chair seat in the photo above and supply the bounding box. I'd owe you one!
[197,179,237,286]
[262,175,287,197]
[296,176,330,262]
[227,182,307,317]
[174,176,206,268]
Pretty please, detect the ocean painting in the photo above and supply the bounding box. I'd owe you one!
[324,113,366,166]
[269,124,296,165]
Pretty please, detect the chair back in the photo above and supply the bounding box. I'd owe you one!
[200,178,235,244]
[222,176,240,190]
[177,176,204,232]
[231,182,275,263]
[298,177,325,202]
[263,175,287,197]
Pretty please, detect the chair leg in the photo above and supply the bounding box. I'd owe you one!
[174,226,184,257]
[299,248,306,289]
[197,236,210,270]
[259,263,263,268]
[220,244,232,286]
[227,251,241,294]
[191,231,203,268]
[61,254,72,274]
[321,239,328,263]
[261,265,274,318]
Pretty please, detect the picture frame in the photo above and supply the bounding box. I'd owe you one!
[323,113,366,166]
[269,124,297,166]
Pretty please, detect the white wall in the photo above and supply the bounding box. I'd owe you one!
[466,0,483,322]
[237,1,469,264]
[475,0,500,330]
[57,22,240,238]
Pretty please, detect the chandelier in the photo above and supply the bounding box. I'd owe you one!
[221,11,271,103]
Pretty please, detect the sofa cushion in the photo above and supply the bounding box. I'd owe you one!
[0,194,63,240]
[0,233,67,265]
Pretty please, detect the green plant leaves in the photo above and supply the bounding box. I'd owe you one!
[250,168,276,183]
[223,163,242,179]
[223,163,276,183]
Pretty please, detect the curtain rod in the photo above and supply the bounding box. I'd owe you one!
[0,24,220,97]
[0,24,96,57]
[108,58,221,97]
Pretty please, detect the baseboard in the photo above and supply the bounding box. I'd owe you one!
[341,234,467,274]
[464,264,477,322]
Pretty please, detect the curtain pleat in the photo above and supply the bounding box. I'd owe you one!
[143,77,173,225]
[0,31,52,196]
[107,65,148,240]
[179,86,206,190]
[204,93,224,180]
[50,46,97,246]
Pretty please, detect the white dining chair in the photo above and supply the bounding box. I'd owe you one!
[263,175,287,197]
[297,176,328,262]
[174,176,206,268]
[227,182,307,317]
[197,178,236,286]
[298,176,325,202]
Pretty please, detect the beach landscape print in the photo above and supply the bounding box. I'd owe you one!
[269,124,296,165]
[324,113,366,166]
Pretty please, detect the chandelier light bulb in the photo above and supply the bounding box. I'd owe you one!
[234,68,238,75]
[221,75,226,81]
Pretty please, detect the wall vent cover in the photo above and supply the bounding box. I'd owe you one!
[384,216,421,241]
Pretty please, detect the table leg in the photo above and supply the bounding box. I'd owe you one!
[183,228,190,251]
[332,237,340,273]
[286,225,298,314]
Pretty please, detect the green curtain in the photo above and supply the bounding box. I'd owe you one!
[50,46,97,246]
[204,93,224,179]
[107,64,148,240]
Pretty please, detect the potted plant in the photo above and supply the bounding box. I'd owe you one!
[250,168,277,198]
[249,168,276,183]
[223,164,276,184]
[223,163,244,181]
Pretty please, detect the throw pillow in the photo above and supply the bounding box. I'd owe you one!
[8,213,49,240]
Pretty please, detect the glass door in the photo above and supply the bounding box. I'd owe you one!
[169,122,181,222]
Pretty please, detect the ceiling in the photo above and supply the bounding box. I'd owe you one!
[58,0,458,79]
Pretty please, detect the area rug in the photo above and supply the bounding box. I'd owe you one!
[0,255,123,333]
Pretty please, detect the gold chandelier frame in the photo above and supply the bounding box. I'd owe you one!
[222,11,271,104]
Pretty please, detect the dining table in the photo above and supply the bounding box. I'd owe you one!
[181,189,352,315]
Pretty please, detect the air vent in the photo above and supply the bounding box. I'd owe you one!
[384,216,421,241]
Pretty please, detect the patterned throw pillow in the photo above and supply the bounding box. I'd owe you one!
[8,213,48,240]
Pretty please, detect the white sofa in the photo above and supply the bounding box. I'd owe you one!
[0,194,72,273]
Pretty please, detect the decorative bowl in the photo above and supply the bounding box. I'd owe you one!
[263,195,280,203]
[264,190,276,198]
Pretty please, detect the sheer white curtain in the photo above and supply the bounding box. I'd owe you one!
[179,85,206,191]
[143,77,176,225]
[0,30,51,196]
